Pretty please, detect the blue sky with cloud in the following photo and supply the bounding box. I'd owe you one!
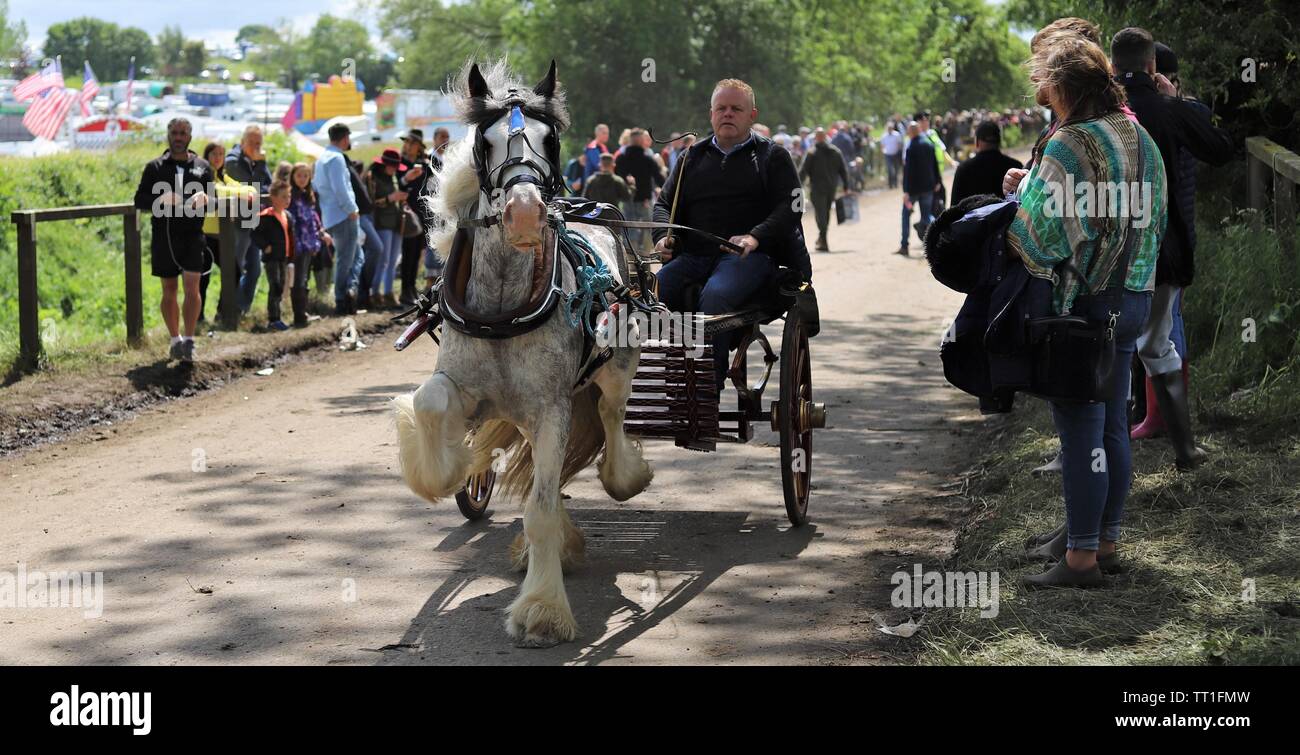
[13,0,384,53]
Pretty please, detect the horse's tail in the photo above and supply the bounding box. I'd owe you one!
[477,385,607,501]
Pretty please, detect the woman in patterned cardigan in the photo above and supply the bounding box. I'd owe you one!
[1008,36,1168,588]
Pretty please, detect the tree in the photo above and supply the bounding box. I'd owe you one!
[0,0,27,61]
[41,17,155,81]
[181,40,206,77]
[379,0,520,91]
[1006,0,1297,150]
[251,19,306,90]
[372,0,1031,155]
[156,24,184,77]
[300,14,374,82]
[235,24,274,54]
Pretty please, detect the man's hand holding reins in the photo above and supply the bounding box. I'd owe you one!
[727,234,758,257]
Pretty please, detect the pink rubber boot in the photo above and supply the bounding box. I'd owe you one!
[1130,373,1165,439]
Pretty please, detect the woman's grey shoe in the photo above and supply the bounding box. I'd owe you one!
[180,339,195,363]
[1031,452,1062,476]
[1024,522,1065,549]
[1021,560,1104,589]
[168,341,184,361]
[1097,551,1122,575]
[1024,527,1068,562]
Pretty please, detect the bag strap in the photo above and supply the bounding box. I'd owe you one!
[1061,120,1147,307]
[1105,123,1147,308]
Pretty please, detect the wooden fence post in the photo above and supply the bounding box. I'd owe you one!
[1247,137,1268,229]
[123,210,144,345]
[1276,172,1296,263]
[15,213,43,373]
[217,210,241,330]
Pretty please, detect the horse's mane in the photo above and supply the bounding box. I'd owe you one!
[424,59,570,256]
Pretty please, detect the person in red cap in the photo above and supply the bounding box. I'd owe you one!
[365,148,408,308]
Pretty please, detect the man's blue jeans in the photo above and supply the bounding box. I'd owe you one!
[901,191,933,247]
[656,251,775,387]
[358,215,385,297]
[1050,290,1152,552]
[327,217,362,307]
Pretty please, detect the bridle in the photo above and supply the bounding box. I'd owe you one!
[471,91,565,204]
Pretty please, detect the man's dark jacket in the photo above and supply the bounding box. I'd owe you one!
[799,141,849,199]
[224,144,272,192]
[614,145,665,202]
[903,135,940,195]
[1119,70,1233,287]
[133,149,214,257]
[951,149,1022,205]
[652,133,809,279]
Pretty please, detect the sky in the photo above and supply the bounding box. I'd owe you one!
[12,0,385,54]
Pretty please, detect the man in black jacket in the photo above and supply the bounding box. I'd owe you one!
[1113,26,1233,470]
[133,117,214,362]
[799,127,851,251]
[615,128,665,251]
[900,122,940,256]
[652,78,804,386]
[950,121,1022,205]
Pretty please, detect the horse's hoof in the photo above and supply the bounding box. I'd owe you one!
[505,597,577,647]
[513,633,564,649]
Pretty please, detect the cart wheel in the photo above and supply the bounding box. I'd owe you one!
[454,469,496,521]
[778,311,814,526]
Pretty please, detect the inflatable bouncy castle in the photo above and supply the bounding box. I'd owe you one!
[280,75,365,135]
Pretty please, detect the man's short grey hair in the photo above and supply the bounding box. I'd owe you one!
[241,124,263,142]
[167,117,191,131]
[711,78,755,109]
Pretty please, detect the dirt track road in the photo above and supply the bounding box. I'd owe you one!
[1,172,985,665]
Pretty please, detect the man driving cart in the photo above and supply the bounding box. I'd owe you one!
[653,78,812,388]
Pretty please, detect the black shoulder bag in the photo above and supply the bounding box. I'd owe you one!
[1024,128,1145,403]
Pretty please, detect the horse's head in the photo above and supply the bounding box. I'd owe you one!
[467,60,564,252]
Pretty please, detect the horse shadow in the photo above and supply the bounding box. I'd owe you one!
[375,507,819,665]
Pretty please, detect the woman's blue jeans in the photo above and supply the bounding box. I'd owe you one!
[1049,290,1152,552]
[372,227,402,296]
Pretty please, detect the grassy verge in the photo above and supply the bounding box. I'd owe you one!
[916,170,1300,665]
[917,400,1300,665]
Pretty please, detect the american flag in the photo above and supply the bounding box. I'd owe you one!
[22,88,78,140]
[12,59,64,102]
[125,57,136,114]
[80,61,100,117]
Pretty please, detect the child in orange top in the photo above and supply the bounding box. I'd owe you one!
[251,180,301,329]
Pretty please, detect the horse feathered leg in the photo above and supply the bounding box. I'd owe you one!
[506,407,579,647]
[594,348,654,501]
[392,372,471,502]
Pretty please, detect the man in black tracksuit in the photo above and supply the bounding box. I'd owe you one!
[133,117,214,362]
[1113,27,1234,470]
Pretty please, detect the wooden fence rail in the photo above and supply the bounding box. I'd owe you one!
[10,196,267,374]
[1246,135,1300,261]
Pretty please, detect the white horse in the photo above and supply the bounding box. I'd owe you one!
[392,60,654,647]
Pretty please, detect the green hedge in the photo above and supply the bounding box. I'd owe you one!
[0,132,304,370]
